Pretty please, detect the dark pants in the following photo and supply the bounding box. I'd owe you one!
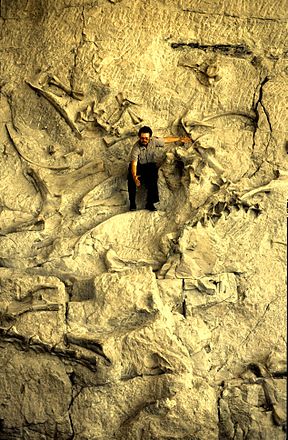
[127,162,159,207]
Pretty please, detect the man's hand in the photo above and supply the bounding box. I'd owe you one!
[180,136,192,143]
[134,175,141,187]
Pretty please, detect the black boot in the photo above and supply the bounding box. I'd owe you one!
[145,203,157,211]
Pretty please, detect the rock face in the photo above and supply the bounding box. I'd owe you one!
[0,0,286,438]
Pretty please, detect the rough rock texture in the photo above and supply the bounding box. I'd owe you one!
[0,0,287,438]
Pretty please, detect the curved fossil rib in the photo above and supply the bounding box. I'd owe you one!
[26,80,82,139]
[6,123,70,170]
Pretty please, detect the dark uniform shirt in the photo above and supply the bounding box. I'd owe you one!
[130,137,165,164]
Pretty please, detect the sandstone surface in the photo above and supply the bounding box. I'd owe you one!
[0,0,286,438]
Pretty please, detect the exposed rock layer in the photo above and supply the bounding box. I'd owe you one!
[0,0,286,438]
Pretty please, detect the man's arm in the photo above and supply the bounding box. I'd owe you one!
[131,159,141,187]
[163,136,192,143]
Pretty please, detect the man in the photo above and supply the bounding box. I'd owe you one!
[128,126,191,211]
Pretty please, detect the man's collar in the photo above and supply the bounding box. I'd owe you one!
[138,139,151,148]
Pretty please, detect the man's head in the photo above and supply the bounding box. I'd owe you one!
[138,126,152,146]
